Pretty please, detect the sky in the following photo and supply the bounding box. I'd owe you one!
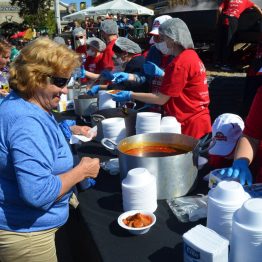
[62,0,92,11]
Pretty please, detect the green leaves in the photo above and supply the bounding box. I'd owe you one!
[10,0,55,33]
[10,0,52,17]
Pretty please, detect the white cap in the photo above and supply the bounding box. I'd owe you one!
[209,113,244,156]
[149,15,172,35]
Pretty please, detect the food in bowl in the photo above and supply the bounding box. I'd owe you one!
[107,90,121,94]
[123,213,153,228]
[118,210,156,235]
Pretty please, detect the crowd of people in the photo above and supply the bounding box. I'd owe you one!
[0,0,261,260]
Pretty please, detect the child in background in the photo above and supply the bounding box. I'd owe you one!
[208,113,244,169]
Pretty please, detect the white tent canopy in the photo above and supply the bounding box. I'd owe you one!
[62,0,154,21]
[62,10,86,21]
[85,0,154,15]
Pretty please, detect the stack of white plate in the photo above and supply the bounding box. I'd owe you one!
[122,168,157,213]
[101,117,126,144]
[136,112,161,134]
[207,181,250,242]
[160,116,181,134]
[230,198,262,262]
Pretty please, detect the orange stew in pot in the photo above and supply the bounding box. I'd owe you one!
[124,145,188,157]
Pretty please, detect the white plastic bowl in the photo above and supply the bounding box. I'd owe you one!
[117,210,156,235]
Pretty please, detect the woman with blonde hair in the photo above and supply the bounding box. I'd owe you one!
[0,38,100,262]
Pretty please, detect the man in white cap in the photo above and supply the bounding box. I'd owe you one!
[208,113,244,169]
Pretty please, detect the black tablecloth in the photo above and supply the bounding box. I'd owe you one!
[76,141,210,262]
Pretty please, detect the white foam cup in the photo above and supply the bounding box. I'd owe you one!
[136,112,161,127]
[98,90,116,110]
[208,181,249,205]
[236,198,262,229]
[230,199,262,262]
[102,117,126,143]
[160,116,181,133]
[122,168,153,187]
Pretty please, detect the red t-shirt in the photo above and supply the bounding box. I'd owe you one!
[243,86,262,182]
[160,49,211,139]
[75,45,87,56]
[244,85,262,139]
[220,0,255,19]
[75,45,88,84]
[100,39,117,71]
[84,53,104,74]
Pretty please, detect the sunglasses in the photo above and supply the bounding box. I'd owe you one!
[48,75,71,88]
[75,36,84,40]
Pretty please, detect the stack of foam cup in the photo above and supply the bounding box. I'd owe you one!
[230,198,262,262]
[207,181,250,242]
[101,117,126,144]
[121,168,157,213]
[98,90,116,110]
[135,112,161,135]
[160,116,181,133]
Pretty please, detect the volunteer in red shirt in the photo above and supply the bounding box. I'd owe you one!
[99,19,118,71]
[214,0,262,71]
[83,37,106,81]
[110,18,212,139]
[220,85,262,185]
[74,30,87,55]
[87,37,148,96]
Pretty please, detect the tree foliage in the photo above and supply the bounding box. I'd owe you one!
[10,0,56,33]
[10,0,53,17]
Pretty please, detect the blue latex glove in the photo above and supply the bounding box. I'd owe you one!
[219,159,253,186]
[87,85,100,96]
[100,70,115,81]
[59,120,76,140]
[80,65,86,78]
[79,178,96,190]
[111,91,131,102]
[112,72,129,84]
[143,61,164,77]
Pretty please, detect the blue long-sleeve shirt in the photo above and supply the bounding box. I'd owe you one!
[0,91,73,232]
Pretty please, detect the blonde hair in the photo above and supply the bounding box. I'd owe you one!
[9,37,81,98]
[0,40,11,56]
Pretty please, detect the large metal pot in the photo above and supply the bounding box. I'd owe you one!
[102,133,200,200]
[74,94,98,116]
[90,107,137,142]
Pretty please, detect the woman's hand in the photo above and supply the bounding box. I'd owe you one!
[70,125,91,136]
[219,158,253,186]
[77,157,100,180]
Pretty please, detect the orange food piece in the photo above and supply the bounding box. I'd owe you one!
[107,90,121,94]
[122,213,152,228]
